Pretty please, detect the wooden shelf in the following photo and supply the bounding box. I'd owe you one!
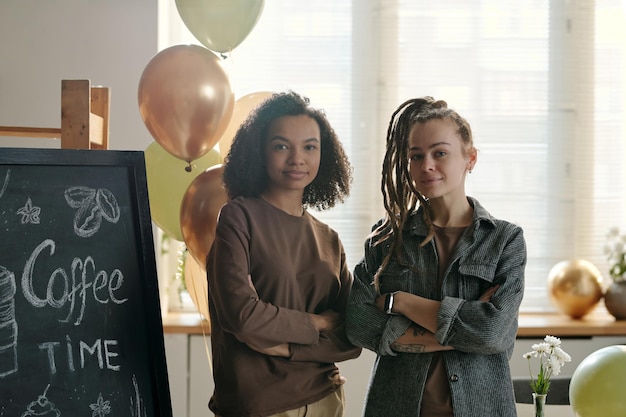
[162,312,210,335]
[516,309,626,338]
[162,309,626,338]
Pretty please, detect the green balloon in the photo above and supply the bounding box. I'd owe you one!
[144,141,221,241]
[570,345,626,417]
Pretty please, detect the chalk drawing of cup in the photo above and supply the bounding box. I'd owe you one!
[0,265,18,378]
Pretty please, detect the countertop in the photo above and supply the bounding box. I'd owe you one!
[162,309,626,338]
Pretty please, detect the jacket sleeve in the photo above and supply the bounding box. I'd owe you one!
[436,223,527,354]
[290,244,362,363]
[345,231,412,356]
[208,203,319,348]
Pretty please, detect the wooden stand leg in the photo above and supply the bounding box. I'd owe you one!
[89,86,110,150]
[61,80,91,149]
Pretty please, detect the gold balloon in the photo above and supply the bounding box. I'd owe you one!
[180,165,229,269]
[138,45,235,162]
[548,259,604,318]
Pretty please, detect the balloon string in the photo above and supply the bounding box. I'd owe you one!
[201,321,212,374]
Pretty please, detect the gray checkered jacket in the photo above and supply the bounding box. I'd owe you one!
[346,197,526,417]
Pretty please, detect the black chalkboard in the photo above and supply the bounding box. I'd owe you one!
[0,148,171,417]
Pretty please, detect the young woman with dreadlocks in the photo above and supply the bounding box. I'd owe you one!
[346,97,526,417]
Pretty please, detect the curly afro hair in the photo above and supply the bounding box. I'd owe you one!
[222,91,352,211]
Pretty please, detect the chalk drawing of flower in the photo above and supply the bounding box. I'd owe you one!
[89,393,111,417]
[16,197,40,224]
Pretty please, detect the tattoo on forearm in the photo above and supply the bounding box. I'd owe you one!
[391,342,426,353]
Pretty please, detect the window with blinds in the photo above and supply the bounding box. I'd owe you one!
[161,0,626,312]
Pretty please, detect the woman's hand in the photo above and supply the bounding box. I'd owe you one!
[247,342,291,357]
[310,309,341,332]
[328,368,347,389]
[375,293,387,312]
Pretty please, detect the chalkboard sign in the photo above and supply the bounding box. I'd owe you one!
[0,148,172,417]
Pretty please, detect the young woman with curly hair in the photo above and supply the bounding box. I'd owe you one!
[346,97,527,417]
[206,91,361,417]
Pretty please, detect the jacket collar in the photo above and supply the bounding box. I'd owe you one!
[407,196,497,237]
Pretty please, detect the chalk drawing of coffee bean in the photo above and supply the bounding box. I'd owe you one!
[64,186,96,209]
[73,201,103,238]
[96,189,120,223]
[65,186,121,237]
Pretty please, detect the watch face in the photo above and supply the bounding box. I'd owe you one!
[385,293,393,314]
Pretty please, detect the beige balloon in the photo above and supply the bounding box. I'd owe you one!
[218,91,275,158]
[184,253,210,322]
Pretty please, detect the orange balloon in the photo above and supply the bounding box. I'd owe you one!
[180,165,229,268]
[183,254,210,322]
[138,45,235,162]
[217,91,274,158]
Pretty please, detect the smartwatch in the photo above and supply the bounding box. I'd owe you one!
[384,291,399,315]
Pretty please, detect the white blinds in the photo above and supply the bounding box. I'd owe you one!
[161,0,626,311]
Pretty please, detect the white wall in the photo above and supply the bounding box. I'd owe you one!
[0,0,158,151]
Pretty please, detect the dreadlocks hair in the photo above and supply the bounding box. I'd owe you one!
[222,91,352,211]
[371,97,474,292]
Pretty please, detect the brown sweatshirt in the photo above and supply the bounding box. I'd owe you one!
[207,197,361,417]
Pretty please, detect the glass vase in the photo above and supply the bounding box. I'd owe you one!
[532,393,547,417]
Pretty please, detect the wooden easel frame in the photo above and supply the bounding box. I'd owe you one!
[0,79,110,150]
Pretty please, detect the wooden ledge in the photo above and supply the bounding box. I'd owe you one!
[516,309,626,337]
[162,309,626,337]
[162,312,210,335]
